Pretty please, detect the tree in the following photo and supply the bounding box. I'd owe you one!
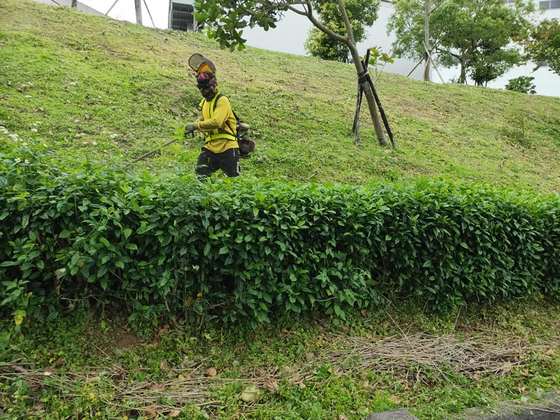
[134,0,142,25]
[304,1,379,63]
[525,19,560,76]
[470,48,522,87]
[505,76,536,94]
[306,28,350,62]
[422,0,431,81]
[194,0,388,146]
[389,0,533,85]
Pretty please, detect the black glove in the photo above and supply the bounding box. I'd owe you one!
[185,123,196,137]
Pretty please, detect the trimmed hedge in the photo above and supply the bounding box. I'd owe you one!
[1,146,559,328]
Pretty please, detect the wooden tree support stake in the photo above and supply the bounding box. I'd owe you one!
[352,49,396,149]
[352,81,363,145]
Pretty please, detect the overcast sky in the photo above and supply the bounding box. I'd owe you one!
[57,1,560,96]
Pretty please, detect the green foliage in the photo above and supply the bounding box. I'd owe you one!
[306,28,351,63]
[470,48,524,87]
[526,19,560,76]
[194,0,292,50]
[2,0,560,191]
[2,145,560,330]
[304,0,380,62]
[506,76,537,94]
[389,0,534,84]
[194,0,379,56]
[388,0,441,60]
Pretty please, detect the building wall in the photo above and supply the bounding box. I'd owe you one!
[168,0,196,31]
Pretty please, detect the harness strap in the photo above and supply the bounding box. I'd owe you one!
[205,94,237,138]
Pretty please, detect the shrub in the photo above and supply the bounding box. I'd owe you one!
[1,145,559,329]
[506,76,537,94]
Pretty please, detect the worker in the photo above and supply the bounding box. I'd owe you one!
[185,72,240,179]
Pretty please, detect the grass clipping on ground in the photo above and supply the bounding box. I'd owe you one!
[1,0,560,190]
[2,303,560,419]
[0,333,550,414]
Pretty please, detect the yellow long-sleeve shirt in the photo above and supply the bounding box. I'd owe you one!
[196,94,238,154]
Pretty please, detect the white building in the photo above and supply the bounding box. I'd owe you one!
[168,0,196,31]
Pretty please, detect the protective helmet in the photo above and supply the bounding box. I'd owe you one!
[188,53,216,75]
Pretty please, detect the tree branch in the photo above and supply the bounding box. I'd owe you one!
[337,0,355,45]
[303,0,349,45]
[286,5,307,16]
[435,46,460,61]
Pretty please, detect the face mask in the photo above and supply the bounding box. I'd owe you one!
[200,86,215,100]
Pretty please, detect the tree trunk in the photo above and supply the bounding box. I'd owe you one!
[134,0,142,25]
[458,60,467,84]
[338,0,387,146]
[423,0,431,82]
[71,0,77,7]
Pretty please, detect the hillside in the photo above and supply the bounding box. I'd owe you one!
[1,0,560,191]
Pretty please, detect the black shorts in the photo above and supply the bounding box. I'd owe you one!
[196,148,240,178]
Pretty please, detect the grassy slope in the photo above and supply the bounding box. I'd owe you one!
[1,0,560,190]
